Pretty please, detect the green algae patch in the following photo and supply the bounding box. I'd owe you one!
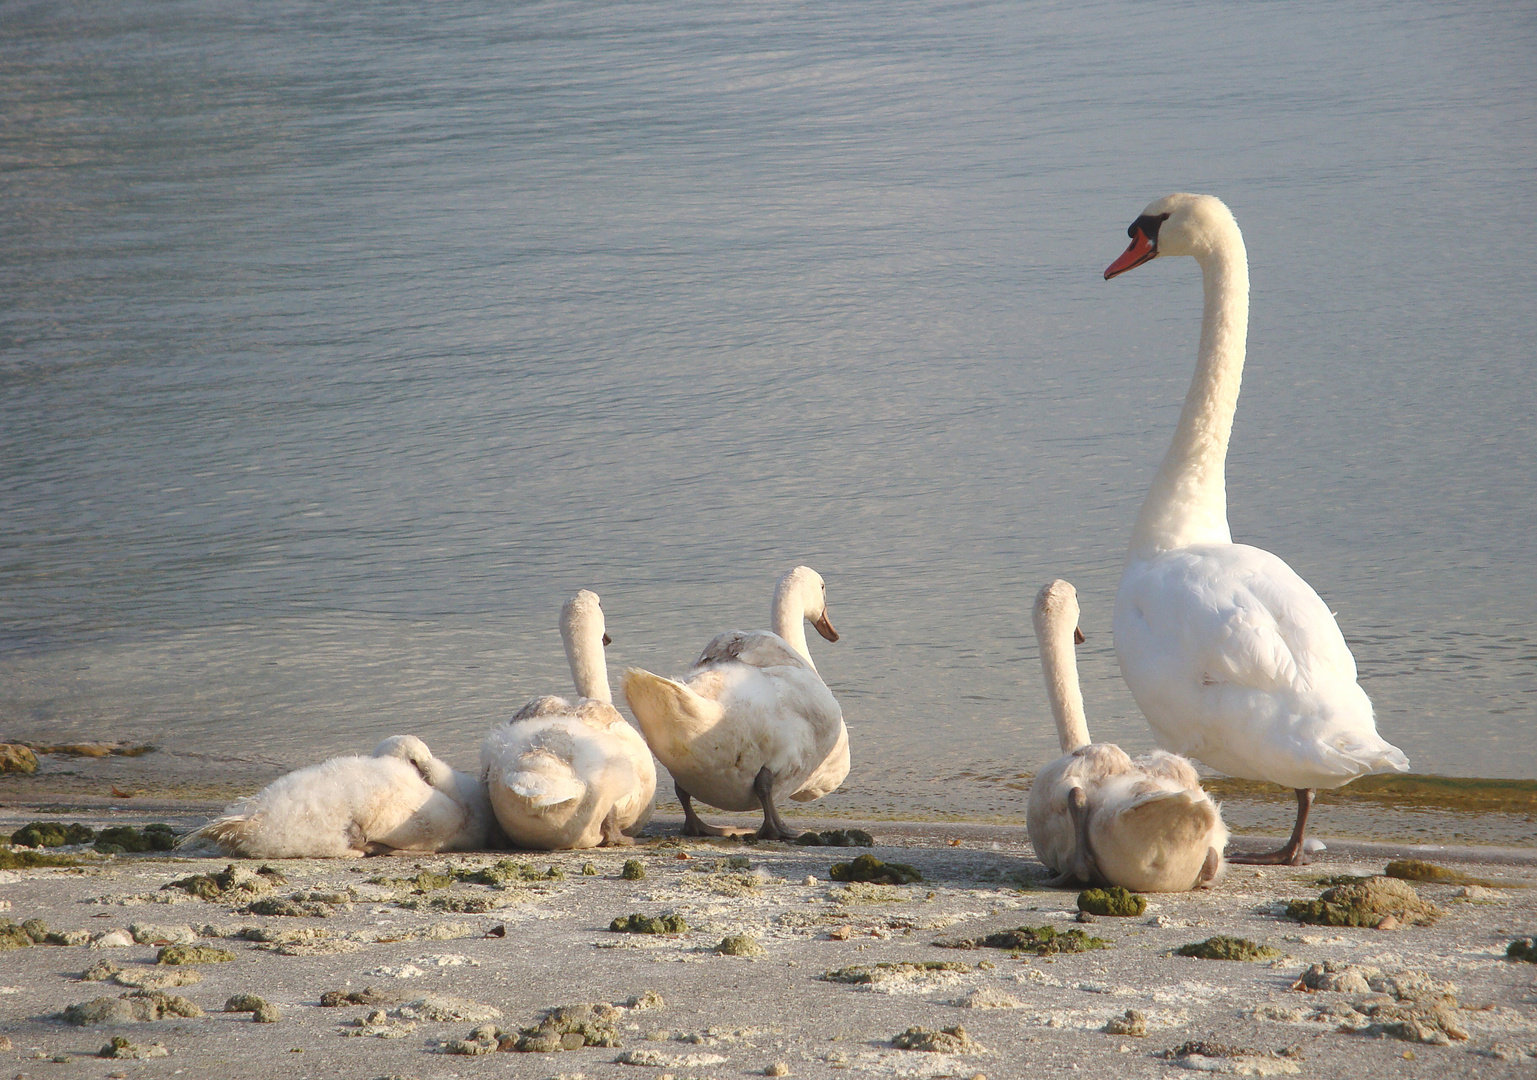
[1077,886,1146,917]
[1105,1009,1149,1036]
[581,862,598,875]
[0,920,34,951]
[796,829,874,847]
[10,822,95,848]
[821,961,979,985]
[164,863,284,900]
[1384,859,1511,888]
[609,913,686,935]
[510,1003,623,1052]
[1312,874,1368,887]
[1507,938,1537,963]
[0,744,39,774]
[620,859,646,880]
[829,853,922,885]
[458,859,564,885]
[1205,772,1537,816]
[157,943,236,965]
[1285,876,1441,928]
[93,825,175,854]
[892,1024,984,1053]
[715,933,764,957]
[936,924,1108,954]
[0,848,85,870]
[1176,936,1281,961]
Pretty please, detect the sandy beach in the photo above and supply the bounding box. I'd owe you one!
[1,790,1535,1080]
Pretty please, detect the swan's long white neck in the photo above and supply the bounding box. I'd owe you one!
[561,594,612,703]
[1034,593,1090,754]
[1129,229,1249,558]
[772,576,816,672]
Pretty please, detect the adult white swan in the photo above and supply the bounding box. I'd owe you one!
[481,590,656,849]
[1026,580,1226,891]
[189,735,494,858]
[622,565,848,841]
[1105,193,1409,864]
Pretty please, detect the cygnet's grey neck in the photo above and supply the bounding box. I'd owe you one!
[561,592,612,703]
[1034,585,1091,754]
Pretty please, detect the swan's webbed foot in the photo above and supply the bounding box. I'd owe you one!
[1227,788,1313,866]
[599,807,635,847]
[752,766,799,841]
[676,782,754,838]
[1043,785,1103,887]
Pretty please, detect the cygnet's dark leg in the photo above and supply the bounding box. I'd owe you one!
[1044,785,1103,887]
[598,806,635,847]
[676,781,749,837]
[752,766,799,841]
[1227,788,1314,866]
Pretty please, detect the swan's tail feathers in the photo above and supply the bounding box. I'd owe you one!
[1320,733,1411,784]
[621,668,723,750]
[180,806,260,856]
[503,753,584,809]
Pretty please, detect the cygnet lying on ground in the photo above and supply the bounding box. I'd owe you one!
[188,734,496,858]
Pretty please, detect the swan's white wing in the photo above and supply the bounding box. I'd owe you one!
[1116,543,1407,789]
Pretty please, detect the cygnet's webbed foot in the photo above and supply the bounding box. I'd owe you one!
[752,766,799,841]
[599,807,635,847]
[1194,846,1223,888]
[1043,785,1104,887]
[1227,788,1313,866]
[676,782,753,838]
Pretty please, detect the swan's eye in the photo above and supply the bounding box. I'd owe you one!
[1128,212,1172,242]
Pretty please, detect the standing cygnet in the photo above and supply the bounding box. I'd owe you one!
[623,565,848,841]
[1026,580,1227,892]
[187,735,488,858]
[481,590,656,850]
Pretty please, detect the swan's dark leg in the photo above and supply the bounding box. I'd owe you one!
[676,781,751,837]
[599,806,634,847]
[752,766,799,841]
[1044,785,1103,887]
[1195,846,1223,888]
[1227,788,1314,866]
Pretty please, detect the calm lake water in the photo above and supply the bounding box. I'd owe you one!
[2,0,1534,818]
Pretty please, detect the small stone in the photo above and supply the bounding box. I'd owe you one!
[803,875,817,886]
[625,990,665,1010]
[765,1064,790,1076]
[827,925,852,941]
[253,1002,281,1023]
[1377,914,1400,931]
[224,994,268,1013]
[82,960,122,982]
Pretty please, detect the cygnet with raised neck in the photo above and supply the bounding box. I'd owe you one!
[1026,579,1227,891]
[481,589,656,849]
[623,565,848,840]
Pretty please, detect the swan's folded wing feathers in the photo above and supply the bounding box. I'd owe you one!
[693,630,810,673]
[509,695,576,724]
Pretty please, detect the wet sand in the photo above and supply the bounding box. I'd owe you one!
[1,800,1535,1080]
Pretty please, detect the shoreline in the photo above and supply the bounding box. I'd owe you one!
[0,810,1534,1078]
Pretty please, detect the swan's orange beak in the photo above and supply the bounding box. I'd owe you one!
[812,610,839,642]
[602,632,612,646]
[1105,226,1156,279]
[1074,627,1085,645]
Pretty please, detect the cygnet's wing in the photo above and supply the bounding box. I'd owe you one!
[692,630,811,673]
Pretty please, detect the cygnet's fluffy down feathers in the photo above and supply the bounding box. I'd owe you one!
[481,694,655,850]
[189,736,492,858]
